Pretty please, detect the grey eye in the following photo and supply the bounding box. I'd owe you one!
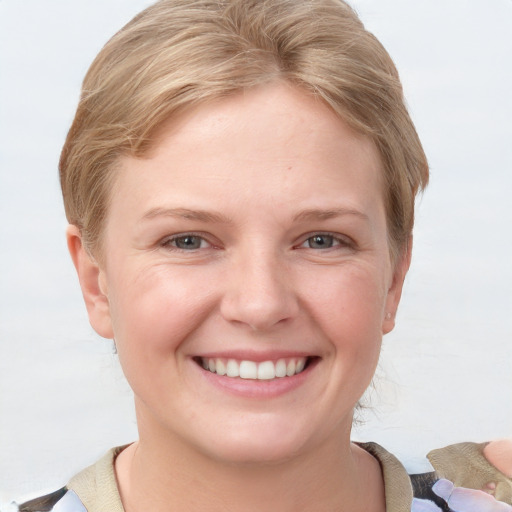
[307,235,335,249]
[173,235,204,250]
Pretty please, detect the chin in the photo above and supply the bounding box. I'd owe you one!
[192,417,321,466]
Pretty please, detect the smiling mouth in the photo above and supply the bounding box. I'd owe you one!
[194,357,316,380]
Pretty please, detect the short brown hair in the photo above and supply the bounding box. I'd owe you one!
[60,0,428,259]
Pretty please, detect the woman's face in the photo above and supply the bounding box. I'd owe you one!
[74,82,408,464]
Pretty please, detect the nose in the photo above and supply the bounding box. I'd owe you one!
[220,247,299,332]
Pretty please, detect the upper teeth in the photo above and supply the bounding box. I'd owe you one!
[201,357,307,380]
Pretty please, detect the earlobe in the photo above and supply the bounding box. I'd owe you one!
[382,237,413,335]
[66,225,114,339]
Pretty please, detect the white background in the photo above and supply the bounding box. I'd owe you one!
[1,0,511,507]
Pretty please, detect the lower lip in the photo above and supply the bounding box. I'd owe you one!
[193,359,318,399]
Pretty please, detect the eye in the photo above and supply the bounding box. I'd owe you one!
[162,234,209,251]
[306,234,337,249]
[298,233,353,250]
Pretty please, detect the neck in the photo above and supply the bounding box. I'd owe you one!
[115,412,384,512]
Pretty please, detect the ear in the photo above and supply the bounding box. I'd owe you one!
[66,225,114,339]
[382,236,412,335]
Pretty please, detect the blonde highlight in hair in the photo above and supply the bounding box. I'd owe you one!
[60,0,428,257]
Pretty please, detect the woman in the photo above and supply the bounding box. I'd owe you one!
[15,0,512,511]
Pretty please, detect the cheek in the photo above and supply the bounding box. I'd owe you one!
[107,264,218,360]
[300,264,387,397]
[300,264,388,338]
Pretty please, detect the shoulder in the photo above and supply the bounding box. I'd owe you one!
[360,441,512,511]
[15,445,127,512]
[414,441,512,511]
[427,441,512,505]
[65,445,125,512]
[17,488,86,512]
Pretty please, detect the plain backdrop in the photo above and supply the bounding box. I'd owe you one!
[1,0,511,507]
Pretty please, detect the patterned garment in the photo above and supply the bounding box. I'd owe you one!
[411,473,512,512]
[16,478,512,512]
[17,489,85,512]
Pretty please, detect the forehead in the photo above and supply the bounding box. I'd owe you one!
[110,82,384,222]
[151,83,379,167]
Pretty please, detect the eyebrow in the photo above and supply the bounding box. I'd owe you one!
[140,207,369,224]
[140,207,233,224]
[293,208,369,222]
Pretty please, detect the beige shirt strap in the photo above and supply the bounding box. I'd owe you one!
[67,446,126,512]
[358,442,414,512]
